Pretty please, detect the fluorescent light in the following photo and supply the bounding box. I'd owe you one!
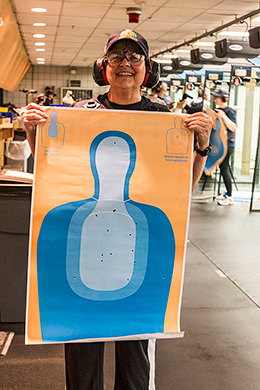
[154,59,172,63]
[37,61,45,64]
[162,54,178,58]
[36,58,45,61]
[33,34,45,38]
[33,23,46,27]
[36,48,45,51]
[175,49,190,53]
[194,42,215,47]
[218,31,249,37]
[31,8,47,12]
[34,42,45,46]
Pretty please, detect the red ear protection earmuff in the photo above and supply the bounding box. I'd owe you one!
[92,56,160,89]
[142,59,160,89]
[93,57,109,86]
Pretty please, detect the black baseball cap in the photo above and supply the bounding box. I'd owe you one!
[105,29,149,57]
[212,88,229,97]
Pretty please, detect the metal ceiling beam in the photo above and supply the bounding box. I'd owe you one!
[151,7,260,58]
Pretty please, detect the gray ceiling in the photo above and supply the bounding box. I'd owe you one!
[10,0,260,67]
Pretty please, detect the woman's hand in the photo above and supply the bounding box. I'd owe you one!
[21,103,49,131]
[184,112,212,150]
[184,112,213,191]
[21,103,49,157]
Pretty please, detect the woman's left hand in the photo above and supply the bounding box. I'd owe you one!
[184,112,213,150]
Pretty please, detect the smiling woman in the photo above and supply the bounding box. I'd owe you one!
[105,40,146,104]
[21,30,212,390]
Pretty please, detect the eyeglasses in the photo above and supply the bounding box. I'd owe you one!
[106,50,145,66]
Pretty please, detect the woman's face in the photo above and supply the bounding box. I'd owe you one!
[105,40,146,93]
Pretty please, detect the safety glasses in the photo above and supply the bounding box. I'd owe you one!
[106,50,145,66]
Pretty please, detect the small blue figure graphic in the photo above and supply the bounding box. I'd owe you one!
[37,131,175,342]
[166,117,190,155]
[41,110,65,149]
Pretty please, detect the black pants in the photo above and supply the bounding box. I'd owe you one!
[65,340,156,390]
[219,147,234,197]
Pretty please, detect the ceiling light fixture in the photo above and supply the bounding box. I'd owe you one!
[36,48,45,51]
[31,8,47,13]
[33,34,45,38]
[194,42,215,47]
[34,42,45,46]
[36,58,45,61]
[33,23,46,26]
[154,59,172,64]
[175,49,191,53]
[37,61,45,64]
[218,31,249,37]
[162,54,178,58]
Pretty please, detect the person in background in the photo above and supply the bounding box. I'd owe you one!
[35,94,45,106]
[186,87,210,114]
[212,88,237,206]
[147,80,168,105]
[148,82,188,112]
[21,29,212,390]
[43,90,54,106]
[163,94,175,110]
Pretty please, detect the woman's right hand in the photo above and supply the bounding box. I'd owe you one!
[21,103,49,131]
[21,103,49,157]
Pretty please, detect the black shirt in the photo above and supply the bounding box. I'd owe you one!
[218,107,236,147]
[98,93,170,112]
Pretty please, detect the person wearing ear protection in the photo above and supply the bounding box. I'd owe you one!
[21,29,212,390]
[75,30,169,112]
[212,88,237,206]
[147,81,167,105]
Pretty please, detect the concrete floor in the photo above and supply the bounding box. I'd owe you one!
[1,195,260,390]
